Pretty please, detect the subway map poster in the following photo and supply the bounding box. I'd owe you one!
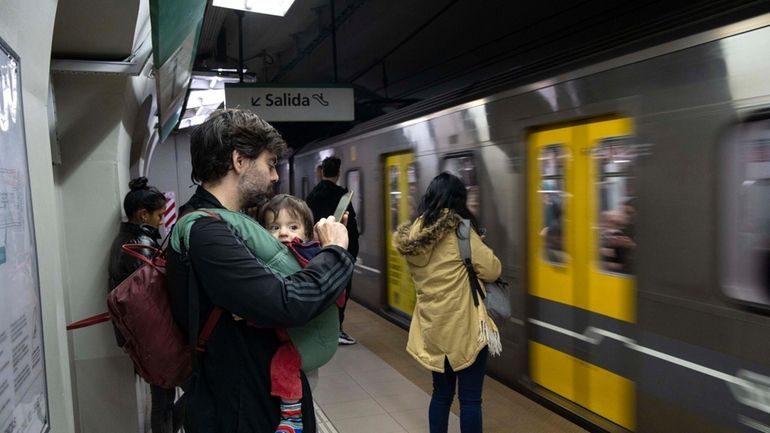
[0,38,49,433]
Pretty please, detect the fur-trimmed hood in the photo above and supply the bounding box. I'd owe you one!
[392,209,461,267]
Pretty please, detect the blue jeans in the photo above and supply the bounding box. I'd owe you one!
[429,347,488,433]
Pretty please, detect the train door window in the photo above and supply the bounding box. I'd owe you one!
[442,154,480,216]
[407,162,419,221]
[301,176,309,200]
[385,152,417,316]
[389,166,400,231]
[539,145,568,264]
[346,169,363,234]
[722,119,770,307]
[595,138,636,275]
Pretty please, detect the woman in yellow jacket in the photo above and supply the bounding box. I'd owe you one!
[393,172,501,433]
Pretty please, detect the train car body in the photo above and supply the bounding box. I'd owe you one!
[285,15,770,433]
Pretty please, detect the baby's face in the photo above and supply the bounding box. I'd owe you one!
[265,209,306,243]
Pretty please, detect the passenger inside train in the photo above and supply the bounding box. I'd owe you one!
[600,199,636,275]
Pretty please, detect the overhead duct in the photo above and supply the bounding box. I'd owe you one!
[50,40,153,76]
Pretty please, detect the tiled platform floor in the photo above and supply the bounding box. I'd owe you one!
[313,301,588,433]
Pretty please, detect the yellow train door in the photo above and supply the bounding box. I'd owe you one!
[384,152,418,316]
[528,118,636,430]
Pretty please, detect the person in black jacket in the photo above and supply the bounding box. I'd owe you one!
[108,177,166,293]
[107,177,180,433]
[167,109,353,433]
[305,156,360,345]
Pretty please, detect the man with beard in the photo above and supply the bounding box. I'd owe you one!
[167,109,354,433]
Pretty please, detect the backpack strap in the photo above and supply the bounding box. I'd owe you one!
[182,209,225,360]
[67,238,168,332]
[121,244,162,269]
[66,312,111,330]
[196,308,224,352]
[456,219,485,307]
[456,219,472,261]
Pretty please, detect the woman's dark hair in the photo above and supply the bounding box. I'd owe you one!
[417,172,479,230]
[123,177,166,219]
[190,109,288,184]
[258,194,314,240]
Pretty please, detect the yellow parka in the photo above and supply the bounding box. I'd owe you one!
[393,209,502,372]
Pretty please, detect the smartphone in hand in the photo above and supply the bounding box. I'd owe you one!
[333,191,354,221]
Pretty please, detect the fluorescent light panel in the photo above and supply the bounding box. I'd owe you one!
[212,0,295,16]
[179,75,231,130]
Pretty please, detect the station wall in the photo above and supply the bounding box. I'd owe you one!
[0,1,76,432]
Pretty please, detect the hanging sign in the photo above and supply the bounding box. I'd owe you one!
[225,84,354,122]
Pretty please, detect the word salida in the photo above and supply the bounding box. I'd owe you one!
[251,93,315,107]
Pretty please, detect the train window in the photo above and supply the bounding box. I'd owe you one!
[594,137,636,275]
[346,169,363,234]
[722,119,770,307]
[539,145,568,264]
[442,154,480,216]
[301,176,309,200]
[407,162,419,221]
[389,165,400,231]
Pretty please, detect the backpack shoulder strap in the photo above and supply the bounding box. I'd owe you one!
[456,218,483,306]
[456,219,472,261]
[172,209,225,362]
[171,209,223,254]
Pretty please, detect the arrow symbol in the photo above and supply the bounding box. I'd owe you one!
[251,96,261,106]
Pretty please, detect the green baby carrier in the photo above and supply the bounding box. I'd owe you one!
[172,208,339,370]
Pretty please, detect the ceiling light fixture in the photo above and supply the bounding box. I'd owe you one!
[212,0,295,17]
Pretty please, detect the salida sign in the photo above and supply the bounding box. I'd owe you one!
[225,85,353,122]
[250,92,330,107]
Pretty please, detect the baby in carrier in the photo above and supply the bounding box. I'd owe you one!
[255,194,346,433]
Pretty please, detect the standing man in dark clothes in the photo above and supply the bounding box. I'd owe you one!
[305,156,360,345]
[166,109,354,433]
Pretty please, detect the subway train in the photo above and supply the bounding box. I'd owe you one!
[277,14,770,433]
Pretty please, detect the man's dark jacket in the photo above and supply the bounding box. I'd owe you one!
[305,180,359,258]
[167,187,354,433]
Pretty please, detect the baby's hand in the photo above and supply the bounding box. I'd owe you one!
[232,314,244,321]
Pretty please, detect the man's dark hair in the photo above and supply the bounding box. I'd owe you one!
[189,109,288,184]
[321,156,341,178]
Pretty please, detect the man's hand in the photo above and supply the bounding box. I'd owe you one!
[315,216,349,249]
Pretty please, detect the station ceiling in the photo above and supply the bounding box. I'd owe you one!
[50,0,770,148]
[194,0,770,147]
